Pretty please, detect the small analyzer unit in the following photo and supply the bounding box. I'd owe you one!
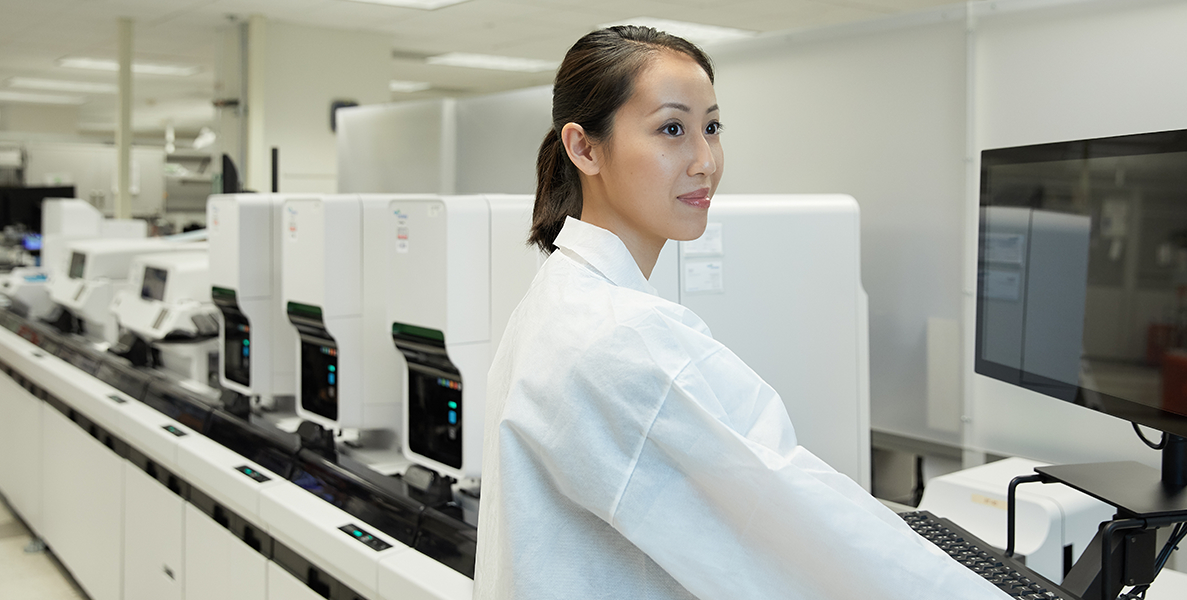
[383,194,539,480]
[207,194,297,408]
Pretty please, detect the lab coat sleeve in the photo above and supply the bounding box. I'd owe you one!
[606,340,1011,600]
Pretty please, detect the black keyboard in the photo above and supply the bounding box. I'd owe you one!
[900,510,1080,600]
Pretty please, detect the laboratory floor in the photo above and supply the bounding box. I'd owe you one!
[0,497,87,600]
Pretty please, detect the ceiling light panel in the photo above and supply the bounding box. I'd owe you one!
[390,80,432,92]
[7,77,117,94]
[597,17,758,46]
[0,91,87,105]
[57,57,201,77]
[343,0,471,9]
[425,53,559,73]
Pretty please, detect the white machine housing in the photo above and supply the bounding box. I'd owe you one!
[207,194,297,404]
[48,237,203,347]
[1,199,145,320]
[919,457,1114,582]
[110,251,219,385]
[282,195,399,433]
[383,194,539,480]
[652,194,873,489]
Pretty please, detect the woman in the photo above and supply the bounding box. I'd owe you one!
[475,26,1005,600]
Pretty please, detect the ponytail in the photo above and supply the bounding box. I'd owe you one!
[527,25,714,253]
[530,128,582,253]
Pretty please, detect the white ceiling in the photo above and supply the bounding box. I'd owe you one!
[0,0,961,137]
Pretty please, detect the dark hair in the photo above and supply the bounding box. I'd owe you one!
[530,26,714,253]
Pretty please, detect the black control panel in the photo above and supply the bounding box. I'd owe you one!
[338,524,392,551]
[213,287,251,387]
[392,323,463,470]
[287,303,339,422]
[162,424,187,437]
[236,465,271,483]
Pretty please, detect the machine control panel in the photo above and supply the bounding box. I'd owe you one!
[338,524,392,551]
[235,465,271,483]
[162,424,187,437]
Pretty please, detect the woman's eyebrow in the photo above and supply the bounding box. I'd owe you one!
[652,102,720,114]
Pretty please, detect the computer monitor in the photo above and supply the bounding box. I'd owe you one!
[0,186,76,233]
[975,128,1187,484]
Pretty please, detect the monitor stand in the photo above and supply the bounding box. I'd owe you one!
[1010,446,1187,600]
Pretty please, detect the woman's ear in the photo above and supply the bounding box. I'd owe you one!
[561,122,600,176]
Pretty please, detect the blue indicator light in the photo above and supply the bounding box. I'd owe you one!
[448,410,457,425]
[243,348,249,357]
[328,374,336,385]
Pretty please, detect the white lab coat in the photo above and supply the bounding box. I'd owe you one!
[475,217,1006,599]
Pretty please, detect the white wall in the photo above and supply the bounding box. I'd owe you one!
[234,19,390,194]
[337,85,552,195]
[0,104,80,136]
[455,86,552,195]
[966,0,1187,467]
[711,10,970,447]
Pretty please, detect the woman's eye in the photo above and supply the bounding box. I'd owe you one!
[706,121,724,135]
[662,123,684,136]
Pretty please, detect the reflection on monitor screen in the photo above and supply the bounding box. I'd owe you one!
[976,129,1187,437]
[141,266,168,301]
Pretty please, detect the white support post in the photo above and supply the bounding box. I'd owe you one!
[116,17,133,219]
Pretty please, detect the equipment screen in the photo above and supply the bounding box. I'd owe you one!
[213,288,251,387]
[288,303,338,423]
[393,323,462,469]
[141,267,168,301]
[68,252,86,279]
[976,128,1187,437]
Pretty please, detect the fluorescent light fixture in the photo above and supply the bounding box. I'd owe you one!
[598,17,758,46]
[7,77,117,94]
[57,57,201,77]
[344,0,470,8]
[0,90,86,105]
[390,80,432,93]
[426,53,558,73]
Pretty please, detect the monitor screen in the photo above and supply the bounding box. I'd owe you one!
[976,129,1187,437]
[22,233,41,252]
[0,186,74,234]
[68,252,86,279]
[141,266,168,301]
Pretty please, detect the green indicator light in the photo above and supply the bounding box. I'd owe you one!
[448,401,457,409]
[243,340,249,346]
[328,365,336,372]
[354,530,362,537]
[245,468,253,474]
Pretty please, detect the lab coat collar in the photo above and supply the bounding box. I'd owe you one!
[553,216,658,296]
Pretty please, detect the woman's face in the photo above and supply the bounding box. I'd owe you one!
[582,50,723,256]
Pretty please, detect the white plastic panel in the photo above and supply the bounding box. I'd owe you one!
[0,368,43,534]
[185,504,268,600]
[175,434,283,527]
[41,406,124,600]
[267,561,328,600]
[378,549,473,600]
[259,483,408,599]
[123,463,185,600]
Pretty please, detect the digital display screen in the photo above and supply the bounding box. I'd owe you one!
[299,342,338,421]
[393,323,462,469]
[141,267,168,301]
[213,287,251,387]
[68,252,86,279]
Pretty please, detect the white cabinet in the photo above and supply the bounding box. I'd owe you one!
[267,561,330,600]
[0,370,43,534]
[185,504,268,600]
[124,462,185,600]
[41,406,124,600]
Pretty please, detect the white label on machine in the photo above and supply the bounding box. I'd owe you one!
[396,212,409,253]
[684,259,724,294]
[985,233,1025,264]
[983,268,1021,301]
[682,223,723,257]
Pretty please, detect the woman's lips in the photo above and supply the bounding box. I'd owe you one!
[678,188,711,209]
